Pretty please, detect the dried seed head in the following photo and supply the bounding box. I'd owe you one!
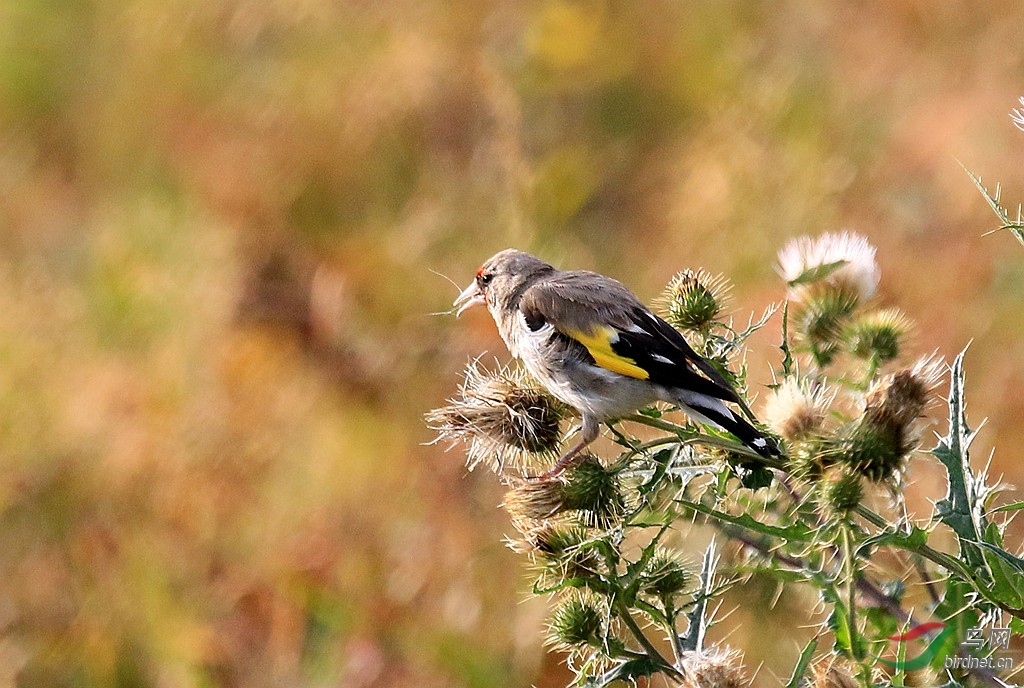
[864,355,943,428]
[849,308,912,363]
[503,477,568,522]
[778,232,879,304]
[502,457,624,527]
[508,522,603,582]
[816,466,864,517]
[427,360,566,473]
[764,378,832,442]
[661,269,732,330]
[677,647,749,688]
[809,656,861,688]
[547,593,605,650]
[641,548,691,600]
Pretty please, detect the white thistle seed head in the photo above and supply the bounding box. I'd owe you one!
[764,378,833,442]
[777,232,880,304]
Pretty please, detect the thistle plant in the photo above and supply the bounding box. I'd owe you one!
[430,233,1024,687]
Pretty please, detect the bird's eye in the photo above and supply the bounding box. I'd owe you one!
[479,273,494,286]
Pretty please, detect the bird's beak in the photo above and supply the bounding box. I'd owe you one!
[454,281,485,317]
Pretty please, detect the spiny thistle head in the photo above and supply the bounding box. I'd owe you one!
[641,548,691,601]
[778,232,879,305]
[764,378,832,442]
[815,465,864,518]
[848,308,912,363]
[863,355,943,428]
[798,288,859,365]
[786,439,828,483]
[809,656,860,688]
[562,457,625,527]
[502,457,624,527]
[837,355,943,481]
[676,647,748,688]
[547,593,605,650]
[508,522,602,581]
[661,269,732,330]
[426,360,565,473]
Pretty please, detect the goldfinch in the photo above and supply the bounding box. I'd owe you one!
[454,249,777,476]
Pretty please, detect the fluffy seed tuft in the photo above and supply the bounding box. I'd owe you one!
[764,378,832,442]
[777,232,879,304]
[427,360,566,473]
[676,646,749,688]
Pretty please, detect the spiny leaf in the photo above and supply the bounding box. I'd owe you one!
[681,539,717,652]
[932,347,988,572]
[681,500,817,542]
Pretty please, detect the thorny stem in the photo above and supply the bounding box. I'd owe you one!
[841,524,862,660]
[614,598,682,679]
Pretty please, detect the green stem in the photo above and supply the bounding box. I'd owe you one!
[841,524,862,660]
[615,598,681,679]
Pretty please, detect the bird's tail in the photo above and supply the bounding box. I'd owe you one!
[670,391,779,458]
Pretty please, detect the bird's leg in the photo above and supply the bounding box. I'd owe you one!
[530,417,599,481]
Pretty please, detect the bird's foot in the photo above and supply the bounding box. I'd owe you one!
[525,451,585,482]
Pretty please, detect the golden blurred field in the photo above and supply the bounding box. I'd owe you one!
[1,1,1023,686]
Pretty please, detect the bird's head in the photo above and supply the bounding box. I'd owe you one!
[454,249,555,316]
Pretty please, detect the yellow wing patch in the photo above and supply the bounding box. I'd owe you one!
[567,326,650,380]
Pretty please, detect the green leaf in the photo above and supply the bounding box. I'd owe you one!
[638,448,674,495]
[681,501,817,542]
[582,657,661,687]
[860,526,930,554]
[784,638,817,688]
[932,348,988,572]
[788,260,849,286]
[991,500,1024,514]
[681,540,717,652]
[975,540,1024,608]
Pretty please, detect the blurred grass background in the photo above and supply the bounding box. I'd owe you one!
[1,1,1023,686]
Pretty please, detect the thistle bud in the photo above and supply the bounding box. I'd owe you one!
[641,548,691,601]
[764,378,832,442]
[676,647,748,688]
[815,466,864,517]
[502,457,624,528]
[509,523,603,582]
[561,457,624,527]
[661,269,732,331]
[548,594,605,649]
[427,361,566,473]
[799,289,859,365]
[786,439,827,483]
[848,308,912,363]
